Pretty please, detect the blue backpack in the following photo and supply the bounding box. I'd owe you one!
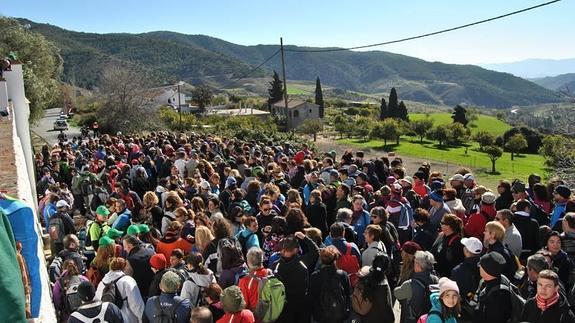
[391,199,414,230]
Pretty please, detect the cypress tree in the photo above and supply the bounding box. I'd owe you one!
[451,104,469,127]
[379,97,388,120]
[388,87,399,118]
[268,71,284,106]
[315,77,325,118]
[397,100,409,121]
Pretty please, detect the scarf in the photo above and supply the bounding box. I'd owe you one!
[536,291,559,311]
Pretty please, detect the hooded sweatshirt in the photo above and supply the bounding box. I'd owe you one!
[95,270,145,323]
[180,269,217,307]
[426,292,457,323]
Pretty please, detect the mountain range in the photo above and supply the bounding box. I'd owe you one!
[530,73,575,96]
[21,18,565,108]
[481,58,575,79]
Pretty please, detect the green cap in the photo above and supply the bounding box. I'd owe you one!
[126,224,140,236]
[96,205,110,216]
[106,228,123,239]
[252,166,265,177]
[138,224,150,234]
[98,236,115,247]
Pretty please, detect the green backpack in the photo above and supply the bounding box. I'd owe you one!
[253,274,286,323]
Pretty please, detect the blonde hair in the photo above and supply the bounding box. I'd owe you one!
[485,221,505,241]
[143,191,159,208]
[194,226,215,252]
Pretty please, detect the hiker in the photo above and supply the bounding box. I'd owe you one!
[517,253,551,299]
[217,285,255,323]
[143,271,191,323]
[181,252,216,308]
[351,253,394,323]
[89,205,112,250]
[483,221,518,280]
[431,214,464,277]
[450,237,482,309]
[149,253,169,297]
[95,257,145,323]
[237,247,272,312]
[49,200,76,256]
[424,277,461,323]
[123,234,156,299]
[52,260,88,321]
[68,281,124,323]
[235,216,260,256]
[520,269,575,322]
[473,252,512,323]
[361,224,386,267]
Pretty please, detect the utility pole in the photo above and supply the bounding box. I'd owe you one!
[280,37,289,127]
[177,82,182,128]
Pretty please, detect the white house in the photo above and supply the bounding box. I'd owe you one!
[272,100,320,130]
[152,88,187,110]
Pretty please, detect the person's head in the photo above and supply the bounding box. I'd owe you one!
[495,209,514,229]
[364,224,382,244]
[63,234,80,251]
[220,285,246,314]
[429,190,444,208]
[285,208,308,234]
[170,248,185,267]
[212,219,233,240]
[438,277,461,312]
[122,234,140,253]
[194,226,215,252]
[149,253,167,273]
[243,216,258,233]
[334,208,351,225]
[309,189,322,205]
[320,246,339,266]
[160,270,181,294]
[546,231,562,255]
[109,257,128,272]
[537,270,560,300]
[460,237,483,258]
[336,184,350,200]
[479,252,505,281]
[204,283,222,304]
[514,199,531,213]
[143,191,159,208]
[190,306,213,323]
[413,250,435,273]
[246,247,264,270]
[62,259,81,276]
[553,185,571,203]
[440,214,463,236]
[526,253,550,282]
[279,236,300,259]
[563,212,575,233]
[511,180,528,201]
[186,252,208,274]
[77,281,97,304]
[484,221,505,245]
[304,227,323,247]
[370,206,388,225]
[330,222,345,239]
[413,208,430,225]
[351,194,365,212]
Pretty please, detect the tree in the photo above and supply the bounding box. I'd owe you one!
[397,101,409,121]
[315,77,325,118]
[501,126,543,154]
[297,119,323,141]
[371,119,399,147]
[539,135,565,164]
[192,86,213,113]
[0,17,63,122]
[333,115,349,138]
[379,97,388,120]
[428,124,450,146]
[268,71,283,106]
[451,104,469,127]
[484,145,503,173]
[388,88,399,118]
[505,133,528,160]
[411,118,434,144]
[473,131,495,150]
[449,122,470,145]
[354,117,372,139]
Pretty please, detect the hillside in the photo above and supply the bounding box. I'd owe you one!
[531,73,575,95]
[481,58,575,78]
[21,19,564,108]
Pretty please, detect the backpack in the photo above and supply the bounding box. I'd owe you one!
[237,231,255,256]
[90,189,109,212]
[417,309,443,323]
[319,271,348,322]
[408,278,433,320]
[49,214,66,244]
[391,199,414,231]
[218,237,244,270]
[188,277,208,307]
[101,275,126,309]
[80,177,94,198]
[336,243,360,288]
[252,274,286,323]
[152,297,185,323]
[86,265,103,287]
[49,255,64,283]
[478,276,525,323]
[70,302,110,323]
[61,275,83,313]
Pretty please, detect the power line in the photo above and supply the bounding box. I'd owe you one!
[285,0,561,53]
[221,49,281,89]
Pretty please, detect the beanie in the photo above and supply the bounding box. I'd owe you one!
[150,253,167,270]
[401,241,422,255]
[221,285,246,314]
[438,277,459,295]
[480,252,506,277]
[429,191,444,203]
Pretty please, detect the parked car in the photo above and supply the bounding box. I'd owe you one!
[53,119,69,131]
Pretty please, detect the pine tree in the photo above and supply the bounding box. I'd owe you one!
[451,104,469,127]
[379,97,388,120]
[397,100,409,121]
[315,77,325,118]
[388,88,399,119]
[268,71,284,106]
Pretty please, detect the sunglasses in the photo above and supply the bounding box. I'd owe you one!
[262,208,271,212]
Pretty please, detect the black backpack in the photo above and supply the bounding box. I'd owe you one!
[237,231,255,256]
[320,271,348,322]
[101,275,126,309]
[152,297,186,323]
[60,275,83,314]
[408,278,433,320]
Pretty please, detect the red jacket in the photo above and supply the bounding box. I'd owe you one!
[217,310,255,323]
[464,205,496,240]
[238,267,273,311]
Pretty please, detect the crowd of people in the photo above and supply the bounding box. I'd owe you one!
[38,130,575,323]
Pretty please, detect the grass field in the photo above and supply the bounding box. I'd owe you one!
[286,86,313,95]
[337,137,548,190]
[410,113,511,136]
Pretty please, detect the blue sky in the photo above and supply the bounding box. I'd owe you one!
[1,0,573,64]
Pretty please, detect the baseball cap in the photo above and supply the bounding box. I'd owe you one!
[56,200,70,208]
[461,237,483,255]
[449,174,465,182]
[96,205,110,216]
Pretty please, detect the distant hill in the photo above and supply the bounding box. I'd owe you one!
[20,18,564,108]
[481,58,575,78]
[531,73,575,95]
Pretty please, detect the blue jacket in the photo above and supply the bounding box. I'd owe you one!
[112,209,132,232]
[426,291,457,323]
[235,229,259,251]
[143,293,191,323]
[550,201,567,229]
[352,210,370,246]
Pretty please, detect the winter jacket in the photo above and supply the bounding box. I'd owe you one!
[112,208,132,232]
[306,202,329,238]
[310,265,351,323]
[148,269,167,298]
[352,276,395,323]
[464,210,492,240]
[238,267,273,311]
[413,222,437,251]
[95,270,145,323]
[472,277,512,323]
[68,301,124,323]
[143,292,191,323]
[513,211,540,257]
[521,293,575,323]
[126,244,156,299]
[181,270,216,307]
[361,241,386,267]
[351,209,371,246]
[235,229,259,253]
[504,225,523,258]
[216,310,255,323]
[487,241,517,280]
[426,292,457,323]
[394,271,439,323]
[450,256,481,302]
[431,233,464,277]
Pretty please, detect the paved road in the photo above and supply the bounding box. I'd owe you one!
[32,108,81,145]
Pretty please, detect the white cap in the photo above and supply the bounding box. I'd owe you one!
[200,180,210,190]
[449,174,465,182]
[56,200,70,208]
[461,237,482,255]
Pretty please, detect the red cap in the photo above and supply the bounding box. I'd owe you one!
[149,253,167,270]
[401,241,422,255]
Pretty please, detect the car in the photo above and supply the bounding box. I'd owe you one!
[53,119,69,131]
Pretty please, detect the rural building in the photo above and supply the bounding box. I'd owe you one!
[208,107,270,120]
[272,100,320,130]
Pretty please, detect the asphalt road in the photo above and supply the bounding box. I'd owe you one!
[32,108,81,146]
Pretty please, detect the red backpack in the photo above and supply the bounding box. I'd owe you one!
[336,243,360,287]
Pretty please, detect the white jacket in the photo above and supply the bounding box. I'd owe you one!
[180,270,216,307]
[95,270,145,323]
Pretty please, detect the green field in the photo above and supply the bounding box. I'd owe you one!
[410,113,511,136]
[337,137,547,190]
[286,86,312,95]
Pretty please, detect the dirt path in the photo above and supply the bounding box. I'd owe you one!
[315,134,466,178]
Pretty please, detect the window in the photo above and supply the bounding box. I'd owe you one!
[294,110,299,118]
